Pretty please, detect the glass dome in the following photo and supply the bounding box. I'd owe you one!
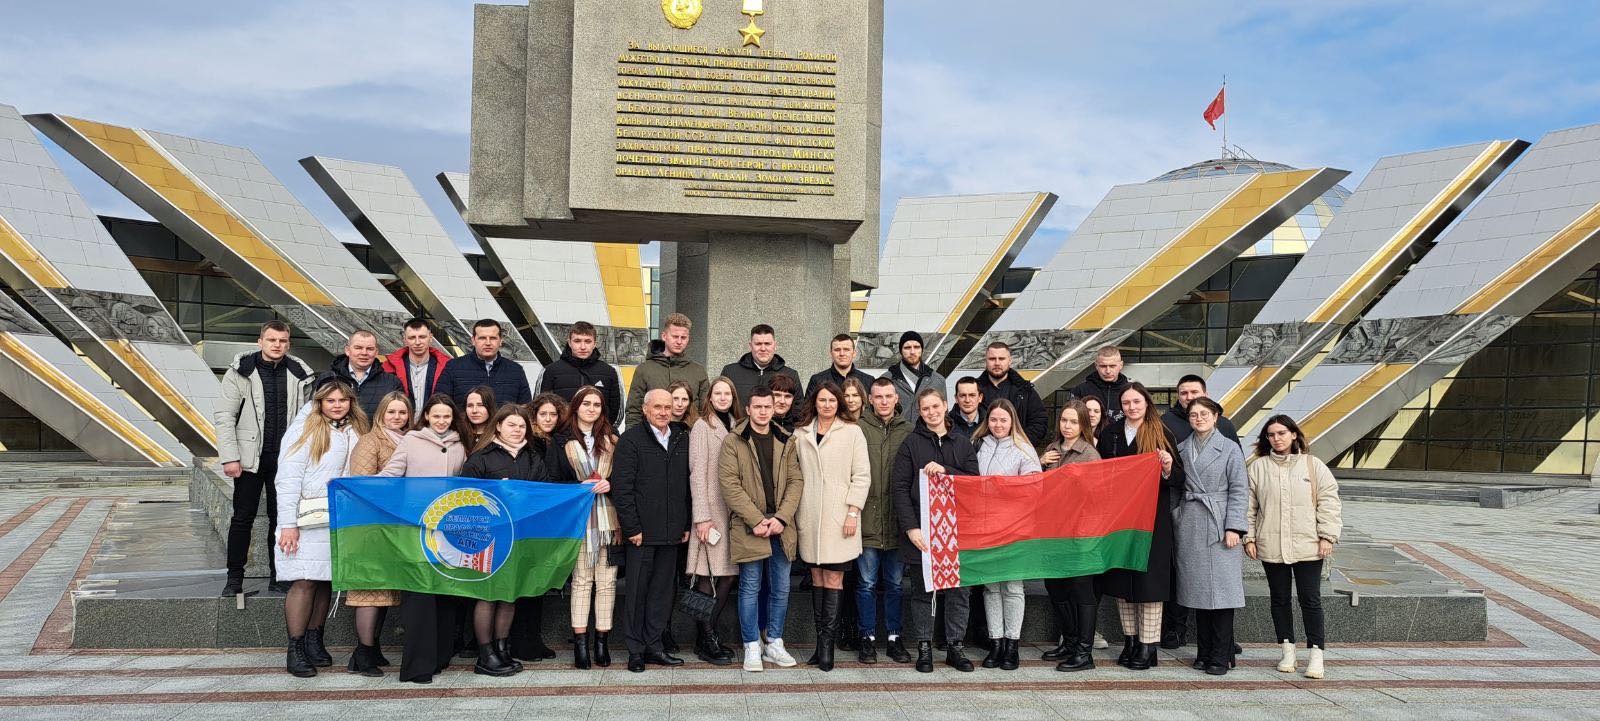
[1152,157,1351,256]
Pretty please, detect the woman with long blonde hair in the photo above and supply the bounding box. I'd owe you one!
[686,376,743,664]
[970,398,1041,670]
[343,389,412,676]
[1096,382,1183,671]
[274,381,367,678]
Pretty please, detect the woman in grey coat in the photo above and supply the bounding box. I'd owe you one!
[1174,397,1248,676]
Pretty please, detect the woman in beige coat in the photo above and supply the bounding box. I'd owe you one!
[792,382,871,671]
[343,390,412,676]
[1245,414,1342,681]
[686,376,742,664]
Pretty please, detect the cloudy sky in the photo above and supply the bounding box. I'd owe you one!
[5,1,1599,267]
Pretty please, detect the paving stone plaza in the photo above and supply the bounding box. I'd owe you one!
[0,480,1597,720]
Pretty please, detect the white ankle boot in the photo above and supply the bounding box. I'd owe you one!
[743,641,764,672]
[1304,647,1325,679]
[1276,641,1297,673]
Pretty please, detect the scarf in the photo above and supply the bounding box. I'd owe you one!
[496,436,527,456]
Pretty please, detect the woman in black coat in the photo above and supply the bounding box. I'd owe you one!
[1096,382,1183,671]
[460,405,552,677]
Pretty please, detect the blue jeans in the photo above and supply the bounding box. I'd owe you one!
[738,536,792,644]
[855,547,903,637]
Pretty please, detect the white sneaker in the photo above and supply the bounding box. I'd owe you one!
[1304,647,1325,679]
[1093,632,1109,649]
[763,637,797,667]
[743,641,764,672]
[1277,641,1297,673]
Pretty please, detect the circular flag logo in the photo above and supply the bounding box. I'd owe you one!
[420,488,515,581]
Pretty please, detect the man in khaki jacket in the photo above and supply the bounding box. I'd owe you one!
[718,386,803,672]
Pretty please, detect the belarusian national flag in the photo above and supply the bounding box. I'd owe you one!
[922,453,1161,590]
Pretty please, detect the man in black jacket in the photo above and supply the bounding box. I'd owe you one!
[1069,345,1134,424]
[611,388,691,672]
[947,376,985,438]
[806,334,876,398]
[979,342,1048,445]
[538,321,622,422]
[435,319,533,407]
[314,330,401,418]
[720,324,802,403]
[1160,374,1241,445]
[892,387,979,674]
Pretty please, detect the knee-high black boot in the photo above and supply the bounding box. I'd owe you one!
[817,588,841,672]
[1056,604,1096,672]
[1041,601,1075,661]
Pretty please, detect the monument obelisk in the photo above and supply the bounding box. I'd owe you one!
[466,0,882,372]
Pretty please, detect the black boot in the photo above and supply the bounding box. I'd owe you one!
[706,621,733,660]
[806,587,824,666]
[475,641,518,676]
[495,638,523,672]
[303,627,333,667]
[286,635,316,678]
[346,644,383,677]
[1000,638,1020,671]
[1041,602,1074,661]
[220,577,243,597]
[1117,635,1136,667]
[857,635,878,664]
[573,632,592,670]
[1056,604,1096,672]
[372,608,391,666]
[1127,641,1157,670]
[915,640,934,673]
[1161,602,1187,649]
[817,588,840,672]
[982,638,1003,668]
[594,631,612,667]
[945,642,974,672]
[886,637,911,663]
[695,621,732,665]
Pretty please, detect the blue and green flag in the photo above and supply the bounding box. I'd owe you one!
[328,477,596,602]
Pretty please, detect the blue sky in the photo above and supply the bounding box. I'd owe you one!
[5,1,1599,267]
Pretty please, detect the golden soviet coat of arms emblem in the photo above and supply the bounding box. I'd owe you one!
[662,0,703,29]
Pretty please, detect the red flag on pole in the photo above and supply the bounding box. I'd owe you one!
[1203,87,1226,130]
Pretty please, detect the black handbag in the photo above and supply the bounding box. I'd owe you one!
[676,574,717,622]
[606,543,627,567]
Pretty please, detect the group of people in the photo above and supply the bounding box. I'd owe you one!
[214,313,1342,683]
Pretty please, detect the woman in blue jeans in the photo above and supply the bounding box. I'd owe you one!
[716,386,805,672]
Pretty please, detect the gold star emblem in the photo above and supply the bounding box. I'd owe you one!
[739,17,765,47]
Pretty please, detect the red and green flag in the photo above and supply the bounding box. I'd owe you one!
[922,453,1161,590]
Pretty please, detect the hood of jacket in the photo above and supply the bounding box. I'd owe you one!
[326,354,387,384]
[231,350,311,380]
[382,346,450,375]
[560,344,602,368]
[404,428,461,450]
[736,351,788,373]
[1083,372,1130,390]
[733,417,791,445]
[989,368,1034,391]
[646,339,692,368]
[886,360,932,385]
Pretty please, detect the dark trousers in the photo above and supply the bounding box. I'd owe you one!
[903,566,969,644]
[624,544,679,655]
[1194,608,1235,664]
[1264,560,1325,648]
[224,456,277,582]
[1044,576,1098,605]
[398,591,459,682]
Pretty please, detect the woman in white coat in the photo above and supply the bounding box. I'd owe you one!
[793,381,871,672]
[275,381,367,678]
[972,399,1042,671]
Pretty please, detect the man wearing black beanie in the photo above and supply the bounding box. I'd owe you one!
[880,331,947,424]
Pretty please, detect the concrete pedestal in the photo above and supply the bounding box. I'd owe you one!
[664,233,851,375]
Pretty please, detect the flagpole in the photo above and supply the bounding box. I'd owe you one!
[1221,75,1228,156]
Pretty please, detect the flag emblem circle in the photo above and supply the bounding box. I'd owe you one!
[419,488,515,581]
